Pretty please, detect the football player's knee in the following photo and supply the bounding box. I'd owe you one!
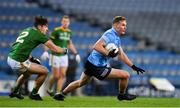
[78,81,84,87]
[43,67,48,75]
[120,71,130,79]
[124,72,130,79]
[60,73,66,78]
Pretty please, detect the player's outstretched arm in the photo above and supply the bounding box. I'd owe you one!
[118,47,145,74]
[118,47,133,67]
[68,40,81,63]
[68,40,77,54]
[44,40,67,54]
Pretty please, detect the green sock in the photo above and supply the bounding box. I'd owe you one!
[31,88,38,95]
[47,88,52,92]
[13,86,20,93]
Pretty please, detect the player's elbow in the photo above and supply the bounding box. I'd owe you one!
[92,44,97,50]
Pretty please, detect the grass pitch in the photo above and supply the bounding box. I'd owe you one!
[0,96,179,107]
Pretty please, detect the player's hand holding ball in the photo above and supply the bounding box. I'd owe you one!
[106,43,119,58]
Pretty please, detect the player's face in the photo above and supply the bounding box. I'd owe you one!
[117,20,127,35]
[39,24,48,34]
[61,18,70,28]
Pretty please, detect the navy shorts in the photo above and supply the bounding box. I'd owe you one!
[84,60,111,80]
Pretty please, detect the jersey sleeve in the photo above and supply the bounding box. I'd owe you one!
[101,33,113,45]
[37,34,49,44]
[50,30,57,40]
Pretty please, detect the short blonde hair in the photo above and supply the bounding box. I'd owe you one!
[112,16,126,24]
[62,15,70,20]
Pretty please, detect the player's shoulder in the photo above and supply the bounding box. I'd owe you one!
[21,27,37,35]
[28,27,38,33]
[102,28,117,42]
[22,27,32,32]
[103,29,114,37]
[54,27,71,31]
[30,27,46,37]
[54,26,62,31]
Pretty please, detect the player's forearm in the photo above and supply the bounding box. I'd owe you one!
[68,42,78,55]
[53,46,66,53]
[45,40,65,53]
[93,45,109,56]
[93,39,109,56]
[119,52,133,67]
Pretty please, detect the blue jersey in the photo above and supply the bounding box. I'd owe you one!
[88,27,121,67]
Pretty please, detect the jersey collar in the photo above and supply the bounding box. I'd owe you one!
[112,27,121,37]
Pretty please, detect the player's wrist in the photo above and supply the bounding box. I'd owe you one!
[131,65,136,69]
[63,48,68,54]
[74,53,78,55]
[104,50,109,56]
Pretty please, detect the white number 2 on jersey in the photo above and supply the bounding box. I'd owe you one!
[16,31,29,43]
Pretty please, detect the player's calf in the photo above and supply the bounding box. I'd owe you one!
[47,89,55,97]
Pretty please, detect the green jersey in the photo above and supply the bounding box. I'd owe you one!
[50,26,72,56]
[8,27,49,62]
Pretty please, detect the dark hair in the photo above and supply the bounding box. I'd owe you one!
[34,16,48,27]
[112,16,126,24]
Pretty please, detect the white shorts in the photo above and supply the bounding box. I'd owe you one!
[49,54,68,68]
[7,56,32,74]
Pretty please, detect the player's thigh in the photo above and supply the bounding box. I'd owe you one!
[107,68,130,79]
[51,67,60,78]
[59,66,68,77]
[59,55,68,76]
[59,55,68,68]
[27,63,48,75]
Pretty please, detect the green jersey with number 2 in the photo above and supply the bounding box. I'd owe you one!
[8,27,49,62]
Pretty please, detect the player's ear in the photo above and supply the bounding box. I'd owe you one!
[37,25,41,29]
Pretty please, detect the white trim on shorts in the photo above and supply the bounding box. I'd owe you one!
[49,54,68,68]
[7,56,32,73]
